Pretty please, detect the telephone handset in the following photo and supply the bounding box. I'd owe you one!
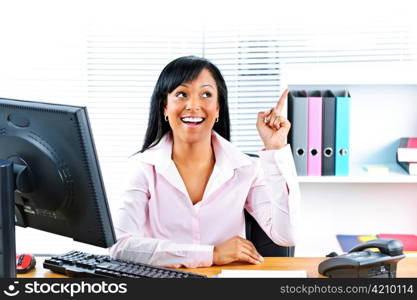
[318,239,405,278]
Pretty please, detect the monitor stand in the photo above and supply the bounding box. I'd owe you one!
[0,159,17,278]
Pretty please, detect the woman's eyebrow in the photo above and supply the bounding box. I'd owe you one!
[200,84,214,89]
[179,83,214,89]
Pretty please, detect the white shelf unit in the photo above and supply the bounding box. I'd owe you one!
[299,163,417,183]
[286,83,417,256]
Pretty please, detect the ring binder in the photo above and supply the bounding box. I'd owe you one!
[322,90,336,176]
[335,90,350,176]
[288,90,308,176]
[307,91,322,176]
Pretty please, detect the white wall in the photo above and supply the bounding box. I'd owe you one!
[297,183,417,256]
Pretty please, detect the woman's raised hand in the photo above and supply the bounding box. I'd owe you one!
[256,89,291,150]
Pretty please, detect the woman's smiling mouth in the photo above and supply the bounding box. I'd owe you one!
[180,116,205,128]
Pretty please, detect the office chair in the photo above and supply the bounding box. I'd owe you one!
[244,153,295,257]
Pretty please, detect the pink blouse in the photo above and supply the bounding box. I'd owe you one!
[109,131,300,268]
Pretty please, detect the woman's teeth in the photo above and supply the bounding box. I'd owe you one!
[181,117,204,124]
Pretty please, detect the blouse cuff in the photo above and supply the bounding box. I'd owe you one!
[189,244,214,268]
[258,144,296,177]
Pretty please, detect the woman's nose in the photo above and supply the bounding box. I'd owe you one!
[185,96,201,111]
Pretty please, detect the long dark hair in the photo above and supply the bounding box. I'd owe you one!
[140,56,230,152]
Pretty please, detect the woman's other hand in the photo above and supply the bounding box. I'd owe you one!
[213,236,264,265]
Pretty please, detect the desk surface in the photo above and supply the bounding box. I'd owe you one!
[18,257,417,278]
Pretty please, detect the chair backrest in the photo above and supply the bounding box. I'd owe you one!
[245,210,295,257]
[244,153,295,257]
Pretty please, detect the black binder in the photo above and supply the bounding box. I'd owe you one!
[321,90,336,175]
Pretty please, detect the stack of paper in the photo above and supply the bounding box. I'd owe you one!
[215,269,307,278]
[336,234,417,253]
[397,138,417,175]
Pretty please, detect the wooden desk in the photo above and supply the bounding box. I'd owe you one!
[18,257,417,278]
[182,257,417,278]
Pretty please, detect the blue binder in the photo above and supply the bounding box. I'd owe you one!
[335,91,350,176]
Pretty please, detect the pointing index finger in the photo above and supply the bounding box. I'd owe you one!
[275,88,289,113]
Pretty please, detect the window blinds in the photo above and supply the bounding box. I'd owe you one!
[86,30,204,205]
[204,23,417,153]
[205,27,282,153]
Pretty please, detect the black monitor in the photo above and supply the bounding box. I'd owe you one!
[0,97,116,277]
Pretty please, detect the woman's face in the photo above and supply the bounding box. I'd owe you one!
[164,68,220,144]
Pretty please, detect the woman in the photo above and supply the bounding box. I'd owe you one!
[110,56,300,268]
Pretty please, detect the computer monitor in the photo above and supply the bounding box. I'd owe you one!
[0,97,116,277]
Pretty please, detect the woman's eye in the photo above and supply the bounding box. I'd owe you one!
[176,92,187,98]
[202,92,212,98]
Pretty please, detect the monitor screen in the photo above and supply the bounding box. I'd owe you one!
[0,97,116,249]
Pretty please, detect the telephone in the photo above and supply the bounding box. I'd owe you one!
[318,239,405,278]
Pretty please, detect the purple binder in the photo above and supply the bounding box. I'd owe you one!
[307,92,322,176]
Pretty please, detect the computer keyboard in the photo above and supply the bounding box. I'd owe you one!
[43,251,207,278]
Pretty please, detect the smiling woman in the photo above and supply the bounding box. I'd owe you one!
[164,68,222,206]
[109,56,301,268]
[165,69,220,145]
[141,56,230,152]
